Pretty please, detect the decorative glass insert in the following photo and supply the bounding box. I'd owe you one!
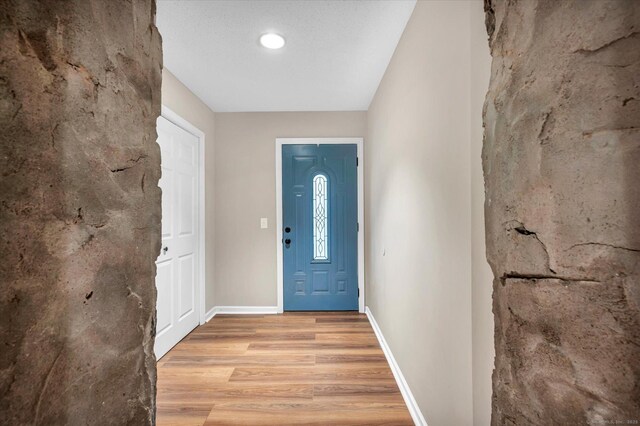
[312,174,329,260]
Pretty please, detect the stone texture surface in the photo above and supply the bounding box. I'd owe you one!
[0,1,162,424]
[483,0,640,424]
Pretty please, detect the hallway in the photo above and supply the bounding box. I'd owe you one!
[156,312,412,425]
[3,1,638,424]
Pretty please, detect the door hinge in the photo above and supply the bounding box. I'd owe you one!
[356,157,359,167]
[357,222,360,232]
[358,288,360,297]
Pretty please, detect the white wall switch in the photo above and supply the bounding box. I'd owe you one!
[260,218,268,229]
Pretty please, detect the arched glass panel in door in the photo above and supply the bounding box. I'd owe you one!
[312,174,328,260]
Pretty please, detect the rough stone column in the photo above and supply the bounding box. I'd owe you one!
[0,1,162,424]
[482,0,640,424]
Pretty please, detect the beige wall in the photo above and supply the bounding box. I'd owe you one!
[161,69,216,311]
[365,1,491,424]
[214,112,366,306]
[470,2,494,425]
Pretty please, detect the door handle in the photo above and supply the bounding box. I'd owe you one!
[163,246,168,254]
[284,238,291,245]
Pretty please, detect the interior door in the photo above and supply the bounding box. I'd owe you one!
[282,144,358,311]
[154,116,200,358]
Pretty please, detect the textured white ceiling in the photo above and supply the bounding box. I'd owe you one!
[157,0,416,112]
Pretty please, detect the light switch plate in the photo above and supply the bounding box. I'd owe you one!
[260,218,268,229]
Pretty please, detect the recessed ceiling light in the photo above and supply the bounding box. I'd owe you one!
[260,33,285,50]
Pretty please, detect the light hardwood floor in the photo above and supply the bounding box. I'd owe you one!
[156,312,413,425]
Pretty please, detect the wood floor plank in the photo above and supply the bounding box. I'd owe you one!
[315,353,388,364]
[188,332,316,342]
[313,384,406,403]
[203,402,413,425]
[260,326,373,334]
[200,383,314,401]
[156,312,412,425]
[229,365,396,384]
[315,332,378,342]
[205,321,318,330]
[315,316,370,323]
[156,405,213,426]
[164,354,315,367]
[157,366,235,388]
[165,342,250,356]
[247,341,383,352]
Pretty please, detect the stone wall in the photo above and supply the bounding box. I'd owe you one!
[0,1,162,424]
[483,0,640,423]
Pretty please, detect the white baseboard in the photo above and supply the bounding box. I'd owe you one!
[205,307,216,323]
[366,306,428,426]
[205,306,279,322]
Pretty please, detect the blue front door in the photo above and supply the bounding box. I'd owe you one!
[283,144,358,311]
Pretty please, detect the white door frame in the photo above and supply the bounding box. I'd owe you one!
[275,137,365,314]
[160,105,207,325]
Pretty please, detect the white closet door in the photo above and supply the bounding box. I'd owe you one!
[155,116,200,359]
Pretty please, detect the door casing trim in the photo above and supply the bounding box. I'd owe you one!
[275,138,364,313]
[160,105,207,326]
